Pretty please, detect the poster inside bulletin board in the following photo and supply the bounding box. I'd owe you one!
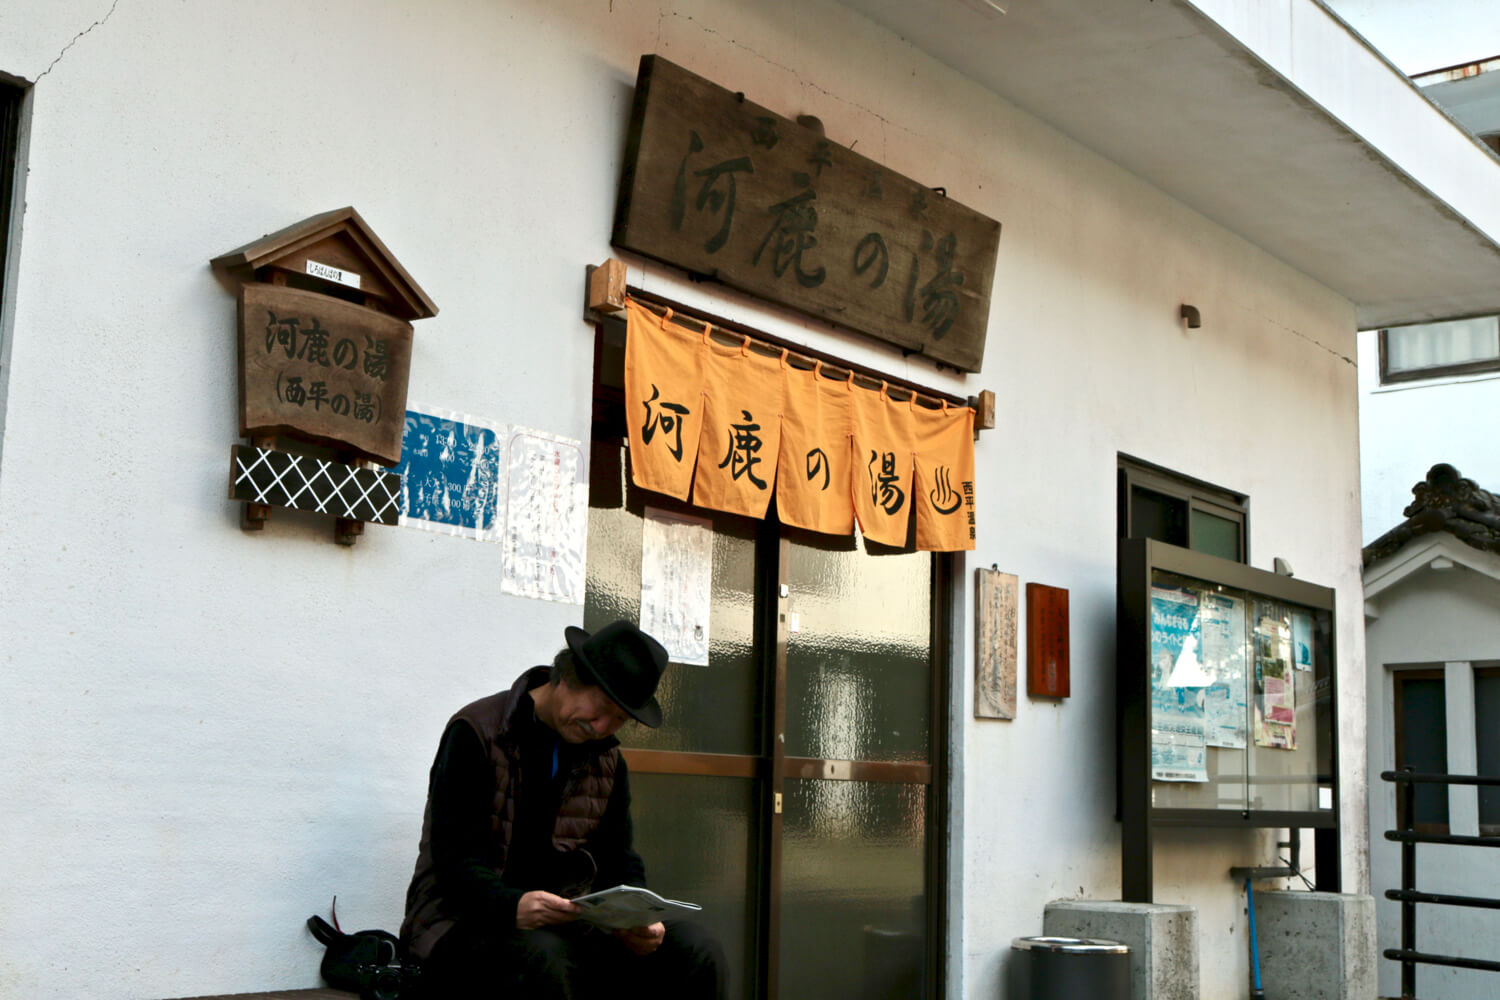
[1120,538,1338,825]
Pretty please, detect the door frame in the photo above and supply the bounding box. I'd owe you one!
[592,319,954,999]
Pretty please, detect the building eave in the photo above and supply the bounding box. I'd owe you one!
[837,0,1500,328]
[1362,533,1500,616]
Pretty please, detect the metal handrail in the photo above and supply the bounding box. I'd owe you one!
[1380,767,1500,998]
[1385,830,1500,847]
[1381,770,1500,787]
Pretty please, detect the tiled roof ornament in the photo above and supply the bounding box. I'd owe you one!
[1362,463,1500,566]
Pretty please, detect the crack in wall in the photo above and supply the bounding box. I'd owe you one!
[36,0,123,81]
[1279,320,1357,367]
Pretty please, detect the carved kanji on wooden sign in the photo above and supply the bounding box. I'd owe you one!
[613,57,1001,372]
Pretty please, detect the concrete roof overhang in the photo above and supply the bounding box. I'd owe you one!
[837,0,1500,329]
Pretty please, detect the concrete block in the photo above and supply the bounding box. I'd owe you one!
[1044,899,1199,1000]
[1254,890,1376,1000]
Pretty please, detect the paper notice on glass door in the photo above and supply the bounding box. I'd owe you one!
[1150,585,1207,782]
[1254,614,1297,750]
[1291,611,1314,671]
[1199,592,1248,749]
[640,507,712,666]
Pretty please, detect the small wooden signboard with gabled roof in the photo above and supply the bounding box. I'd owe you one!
[212,207,437,543]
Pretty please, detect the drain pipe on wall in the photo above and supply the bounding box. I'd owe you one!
[1231,829,1307,1000]
[1245,877,1267,1000]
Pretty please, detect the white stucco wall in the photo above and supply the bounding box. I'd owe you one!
[1365,547,1500,1000]
[1356,330,1500,542]
[0,2,1366,999]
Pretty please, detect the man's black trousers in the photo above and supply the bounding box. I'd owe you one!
[421,918,728,999]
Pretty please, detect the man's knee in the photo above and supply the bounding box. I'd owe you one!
[519,928,572,970]
[658,920,728,995]
[511,928,582,995]
[425,924,581,999]
[664,919,725,961]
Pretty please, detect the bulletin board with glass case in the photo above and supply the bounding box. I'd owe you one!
[1117,538,1339,902]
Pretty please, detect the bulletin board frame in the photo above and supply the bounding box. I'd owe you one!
[1117,538,1341,902]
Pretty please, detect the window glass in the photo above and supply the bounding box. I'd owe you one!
[779,779,926,1000]
[1476,668,1500,835]
[1190,509,1241,562]
[1120,458,1246,564]
[1130,486,1187,548]
[1145,571,1331,815]
[1384,317,1500,378]
[1396,674,1449,831]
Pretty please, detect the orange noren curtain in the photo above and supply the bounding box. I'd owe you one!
[624,299,704,501]
[624,297,976,550]
[849,381,916,547]
[690,335,786,519]
[911,400,976,552]
[776,361,855,535]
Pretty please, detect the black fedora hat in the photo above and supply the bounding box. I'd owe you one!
[564,621,668,728]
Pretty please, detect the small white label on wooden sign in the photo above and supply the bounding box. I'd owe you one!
[306,259,362,289]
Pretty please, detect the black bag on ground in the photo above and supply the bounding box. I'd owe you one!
[306,914,423,1000]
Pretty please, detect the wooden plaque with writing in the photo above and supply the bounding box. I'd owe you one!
[613,56,1001,372]
[238,284,413,466]
[1026,583,1070,698]
[975,568,1018,719]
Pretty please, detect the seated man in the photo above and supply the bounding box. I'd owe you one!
[401,620,727,999]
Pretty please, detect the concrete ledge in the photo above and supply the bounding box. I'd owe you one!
[1255,890,1376,1000]
[1044,899,1199,1000]
[165,990,355,1000]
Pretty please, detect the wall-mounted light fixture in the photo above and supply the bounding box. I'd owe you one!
[1180,304,1202,329]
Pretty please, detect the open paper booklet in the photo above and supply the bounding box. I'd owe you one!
[570,884,702,930]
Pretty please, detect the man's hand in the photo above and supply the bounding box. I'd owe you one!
[516,890,582,929]
[612,921,666,956]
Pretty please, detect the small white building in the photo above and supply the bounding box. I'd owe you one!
[4,2,1500,998]
[1362,464,1500,1000]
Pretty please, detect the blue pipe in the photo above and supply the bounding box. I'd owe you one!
[1247,877,1266,999]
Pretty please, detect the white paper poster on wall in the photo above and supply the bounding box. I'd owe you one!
[500,427,588,605]
[640,507,713,666]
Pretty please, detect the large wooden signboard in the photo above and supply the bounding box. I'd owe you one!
[613,56,1001,373]
[238,283,413,466]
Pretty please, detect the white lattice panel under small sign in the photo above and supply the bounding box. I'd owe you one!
[229,445,401,525]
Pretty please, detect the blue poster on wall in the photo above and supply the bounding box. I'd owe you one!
[391,406,505,540]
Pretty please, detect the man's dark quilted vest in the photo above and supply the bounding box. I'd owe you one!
[401,667,619,960]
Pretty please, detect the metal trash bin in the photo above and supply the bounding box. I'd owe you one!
[1011,936,1129,999]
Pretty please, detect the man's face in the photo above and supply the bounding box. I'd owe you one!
[549,682,632,743]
